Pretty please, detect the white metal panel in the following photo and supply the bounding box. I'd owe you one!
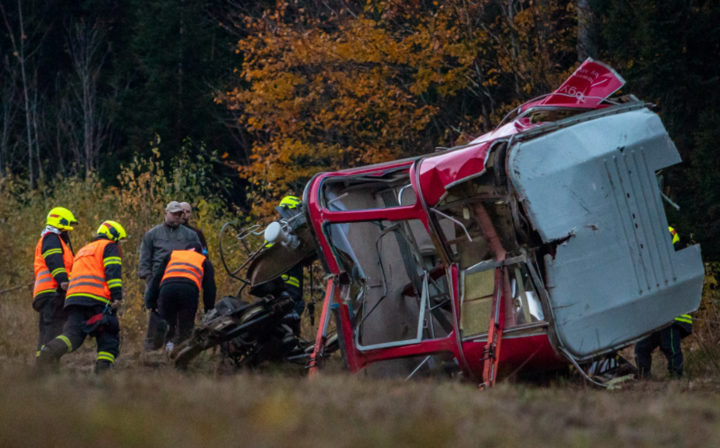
[508,107,704,359]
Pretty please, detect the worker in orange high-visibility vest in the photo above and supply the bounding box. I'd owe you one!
[33,207,77,358]
[37,221,127,373]
[145,242,216,351]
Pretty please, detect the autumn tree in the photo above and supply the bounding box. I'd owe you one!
[221,0,578,216]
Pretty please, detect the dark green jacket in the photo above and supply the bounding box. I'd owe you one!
[138,223,200,281]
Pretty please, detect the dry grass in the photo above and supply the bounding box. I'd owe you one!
[0,365,719,448]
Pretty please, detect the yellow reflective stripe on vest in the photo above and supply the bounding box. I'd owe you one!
[66,292,111,305]
[34,269,55,296]
[166,261,203,282]
[50,267,66,277]
[68,274,106,289]
[165,268,202,283]
[675,314,692,324]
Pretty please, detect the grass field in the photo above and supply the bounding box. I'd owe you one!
[0,360,719,448]
[3,273,720,448]
[3,172,720,448]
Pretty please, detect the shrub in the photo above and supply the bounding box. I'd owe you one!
[0,140,241,357]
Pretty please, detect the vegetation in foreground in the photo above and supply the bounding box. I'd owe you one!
[1,364,720,448]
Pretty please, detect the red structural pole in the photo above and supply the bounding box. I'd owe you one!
[308,277,336,378]
[472,202,510,389]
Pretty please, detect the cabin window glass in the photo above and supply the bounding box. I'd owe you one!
[508,264,544,325]
[321,169,417,212]
[326,219,453,350]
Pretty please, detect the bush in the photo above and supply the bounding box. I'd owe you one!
[0,141,241,358]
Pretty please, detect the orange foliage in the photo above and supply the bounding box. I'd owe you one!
[222,0,577,216]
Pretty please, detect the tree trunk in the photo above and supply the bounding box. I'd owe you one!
[68,19,108,174]
[577,0,597,61]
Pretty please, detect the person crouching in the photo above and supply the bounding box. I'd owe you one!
[37,221,127,373]
[145,242,216,351]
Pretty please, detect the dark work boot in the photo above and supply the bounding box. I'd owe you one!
[634,355,652,380]
[94,360,114,374]
[36,347,60,374]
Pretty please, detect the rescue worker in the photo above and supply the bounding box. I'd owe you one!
[634,226,693,379]
[266,195,305,335]
[139,201,201,351]
[145,242,216,349]
[33,207,77,357]
[37,221,126,373]
[180,202,208,255]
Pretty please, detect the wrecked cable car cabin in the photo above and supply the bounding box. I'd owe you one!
[297,60,704,386]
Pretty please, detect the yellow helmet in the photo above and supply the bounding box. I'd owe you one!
[97,220,128,243]
[279,196,301,209]
[47,207,78,231]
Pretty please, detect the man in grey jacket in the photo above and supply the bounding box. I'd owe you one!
[139,201,201,351]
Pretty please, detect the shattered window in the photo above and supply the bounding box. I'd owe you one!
[326,219,453,350]
[509,264,545,324]
[460,269,495,337]
[459,263,545,339]
[433,175,519,264]
[321,168,417,212]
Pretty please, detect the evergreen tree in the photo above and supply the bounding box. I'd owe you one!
[592,0,720,259]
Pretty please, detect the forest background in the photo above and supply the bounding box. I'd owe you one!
[1,3,720,444]
[1,0,720,352]
[0,0,718,244]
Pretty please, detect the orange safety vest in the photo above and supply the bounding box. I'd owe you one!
[66,239,114,304]
[33,235,74,297]
[161,250,206,289]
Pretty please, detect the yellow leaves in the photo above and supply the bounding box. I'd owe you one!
[224,0,577,216]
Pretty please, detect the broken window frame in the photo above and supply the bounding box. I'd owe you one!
[459,252,549,342]
[323,218,454,352]
[425,184,550,336]
[319,166,418,212]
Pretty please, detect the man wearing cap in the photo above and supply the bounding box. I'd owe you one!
[138,201,201,351]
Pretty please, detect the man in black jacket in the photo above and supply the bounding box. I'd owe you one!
[146,242,216,349]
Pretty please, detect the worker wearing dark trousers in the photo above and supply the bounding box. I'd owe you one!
[635,226,693,379]
[281,264,305,336]
[47,304,121,368]
[32,207,77,356]
[37,221,126,373]
[146,242,216,348]
[267,196,306,335]
[139,201,201,351]
[635,316,692,379]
